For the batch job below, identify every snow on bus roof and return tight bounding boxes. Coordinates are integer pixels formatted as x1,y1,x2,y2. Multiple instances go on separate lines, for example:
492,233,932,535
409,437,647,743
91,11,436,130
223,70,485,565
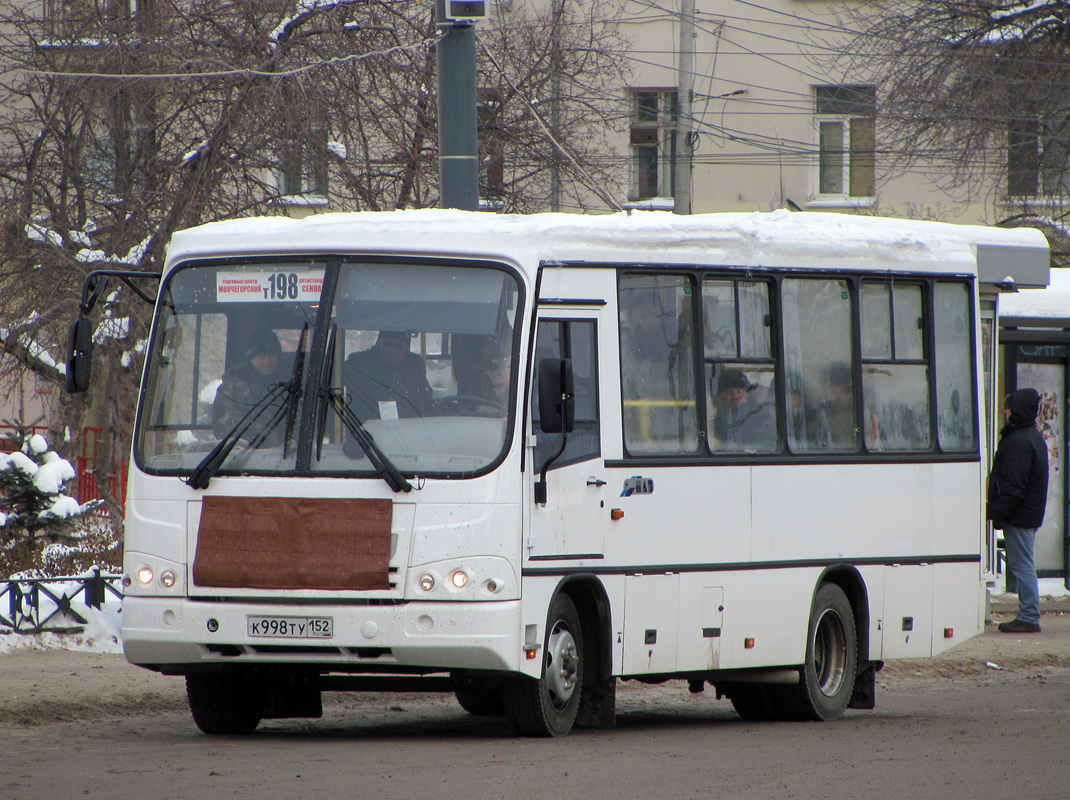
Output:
166,209,1048,274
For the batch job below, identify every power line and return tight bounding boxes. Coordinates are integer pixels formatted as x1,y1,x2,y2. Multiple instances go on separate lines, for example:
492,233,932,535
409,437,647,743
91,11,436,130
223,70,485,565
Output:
24,35,439,80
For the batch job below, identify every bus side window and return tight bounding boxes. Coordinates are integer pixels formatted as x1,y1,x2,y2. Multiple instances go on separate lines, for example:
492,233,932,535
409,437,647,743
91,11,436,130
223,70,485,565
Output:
703,278,779,454
533,320,599,470
860,282,931,451
933,282,976,451
619,275,699,455
781,278,858,453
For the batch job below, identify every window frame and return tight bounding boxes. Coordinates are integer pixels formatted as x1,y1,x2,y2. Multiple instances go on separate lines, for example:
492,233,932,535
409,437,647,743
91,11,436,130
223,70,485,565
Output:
701,276,780,455
859,280,933,453
813,85,877,201
628,88,678,202
1007,114,1070,199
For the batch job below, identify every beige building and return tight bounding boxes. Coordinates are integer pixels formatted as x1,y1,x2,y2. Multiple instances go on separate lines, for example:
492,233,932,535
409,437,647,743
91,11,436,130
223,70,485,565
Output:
604,1,979,221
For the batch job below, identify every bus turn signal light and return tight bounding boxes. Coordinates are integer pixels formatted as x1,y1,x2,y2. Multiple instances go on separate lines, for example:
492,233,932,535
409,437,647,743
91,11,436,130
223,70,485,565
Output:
744,638,755,649
610,508,624,520
944,628,954,639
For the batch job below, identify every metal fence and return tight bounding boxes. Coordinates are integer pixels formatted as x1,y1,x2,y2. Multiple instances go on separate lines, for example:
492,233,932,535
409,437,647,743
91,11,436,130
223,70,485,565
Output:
0,568,122,634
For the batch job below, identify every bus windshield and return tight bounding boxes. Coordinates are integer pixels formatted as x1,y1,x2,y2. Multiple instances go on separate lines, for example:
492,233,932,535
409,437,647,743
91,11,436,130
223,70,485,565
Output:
136,258,522,481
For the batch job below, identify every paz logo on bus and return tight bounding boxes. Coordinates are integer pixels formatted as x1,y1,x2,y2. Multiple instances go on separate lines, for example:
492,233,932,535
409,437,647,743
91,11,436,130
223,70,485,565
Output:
621,476,654,497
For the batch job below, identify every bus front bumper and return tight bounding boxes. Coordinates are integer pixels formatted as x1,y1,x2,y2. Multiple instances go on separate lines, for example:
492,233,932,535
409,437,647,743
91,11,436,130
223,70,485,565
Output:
121,596,525,675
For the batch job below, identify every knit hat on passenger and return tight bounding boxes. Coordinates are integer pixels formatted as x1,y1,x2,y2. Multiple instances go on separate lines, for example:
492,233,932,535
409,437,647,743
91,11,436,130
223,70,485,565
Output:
245,330,282,359
717,368,750,393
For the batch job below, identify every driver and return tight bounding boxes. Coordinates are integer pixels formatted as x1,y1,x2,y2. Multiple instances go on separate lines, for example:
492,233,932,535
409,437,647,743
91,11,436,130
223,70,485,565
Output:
342,330,433,421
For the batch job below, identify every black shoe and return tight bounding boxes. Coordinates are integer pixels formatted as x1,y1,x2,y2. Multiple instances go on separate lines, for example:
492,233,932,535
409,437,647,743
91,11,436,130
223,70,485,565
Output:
998,619,1041,633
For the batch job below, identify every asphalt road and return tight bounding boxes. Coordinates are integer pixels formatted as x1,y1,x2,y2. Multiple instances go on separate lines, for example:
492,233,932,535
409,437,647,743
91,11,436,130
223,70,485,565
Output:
2,610,1069,800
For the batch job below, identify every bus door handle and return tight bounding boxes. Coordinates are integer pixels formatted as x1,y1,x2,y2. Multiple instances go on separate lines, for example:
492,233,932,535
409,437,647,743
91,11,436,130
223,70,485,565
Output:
586,478,607,487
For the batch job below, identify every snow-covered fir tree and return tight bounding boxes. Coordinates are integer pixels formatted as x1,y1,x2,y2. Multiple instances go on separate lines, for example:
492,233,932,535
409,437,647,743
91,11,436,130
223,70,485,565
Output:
0,426,101,574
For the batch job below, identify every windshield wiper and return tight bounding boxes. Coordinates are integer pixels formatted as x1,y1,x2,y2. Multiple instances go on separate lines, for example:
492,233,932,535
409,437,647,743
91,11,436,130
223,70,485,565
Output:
186,382,292,489
187,327,310,491
326,390,412,493
316,327,411,493
190,324,310,489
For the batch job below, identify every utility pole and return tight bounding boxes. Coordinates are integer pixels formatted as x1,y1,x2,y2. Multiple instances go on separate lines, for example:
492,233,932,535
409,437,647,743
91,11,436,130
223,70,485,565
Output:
550,0,563,211
674,0,694,215
436,0,480,210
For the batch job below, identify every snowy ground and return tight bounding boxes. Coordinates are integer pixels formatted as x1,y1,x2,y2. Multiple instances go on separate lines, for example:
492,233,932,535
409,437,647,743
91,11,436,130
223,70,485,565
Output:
0,597,123,654
1,576,1066,656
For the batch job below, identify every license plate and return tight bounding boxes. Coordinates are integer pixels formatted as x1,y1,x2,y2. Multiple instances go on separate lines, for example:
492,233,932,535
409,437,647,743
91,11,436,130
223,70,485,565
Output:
247,615,333,639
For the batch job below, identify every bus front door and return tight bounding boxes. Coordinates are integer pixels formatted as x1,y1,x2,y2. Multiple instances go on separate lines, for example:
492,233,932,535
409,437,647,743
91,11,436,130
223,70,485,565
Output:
528,317,607,560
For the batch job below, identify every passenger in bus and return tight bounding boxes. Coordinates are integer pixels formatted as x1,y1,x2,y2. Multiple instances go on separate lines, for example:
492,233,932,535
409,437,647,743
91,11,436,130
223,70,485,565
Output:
712,368,775,452
342,330,433,423
211,330,287,444
451,331,513,414
808,363,856,451
478,355,512,411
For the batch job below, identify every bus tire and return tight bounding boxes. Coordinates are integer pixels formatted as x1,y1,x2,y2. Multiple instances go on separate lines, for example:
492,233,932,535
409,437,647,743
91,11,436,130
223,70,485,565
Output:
186,673,265,735
454,687,506,716
776,583,857,721
503,593,584,737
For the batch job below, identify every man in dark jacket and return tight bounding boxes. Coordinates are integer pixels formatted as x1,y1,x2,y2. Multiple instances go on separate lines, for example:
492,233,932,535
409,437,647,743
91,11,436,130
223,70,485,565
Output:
988,388,1048,633
342,330,433,424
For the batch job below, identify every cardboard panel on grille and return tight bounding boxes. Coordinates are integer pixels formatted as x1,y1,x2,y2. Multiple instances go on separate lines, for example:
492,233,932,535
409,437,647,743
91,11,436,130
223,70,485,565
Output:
192,497,392,590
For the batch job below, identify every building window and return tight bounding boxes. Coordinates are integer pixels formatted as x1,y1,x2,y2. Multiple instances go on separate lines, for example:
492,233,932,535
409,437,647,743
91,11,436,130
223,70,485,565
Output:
280,126,328,199
814,85,876,198
1008,116,1070,198
478,87,505,199
629,89,677,201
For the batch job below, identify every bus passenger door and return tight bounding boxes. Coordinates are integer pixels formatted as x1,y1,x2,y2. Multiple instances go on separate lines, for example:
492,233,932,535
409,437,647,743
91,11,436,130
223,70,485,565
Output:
528,317,607,559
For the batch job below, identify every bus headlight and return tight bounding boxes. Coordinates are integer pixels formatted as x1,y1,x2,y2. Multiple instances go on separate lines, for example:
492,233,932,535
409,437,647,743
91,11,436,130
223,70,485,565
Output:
418,573,435,591
160,570,177,588
137,567,154,585
450,570,469,589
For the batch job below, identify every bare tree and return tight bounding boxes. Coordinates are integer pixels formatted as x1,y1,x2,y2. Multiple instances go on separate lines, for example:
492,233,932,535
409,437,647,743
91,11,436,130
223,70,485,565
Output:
0,0,631,531
475,1,631,212
828,0,1070,260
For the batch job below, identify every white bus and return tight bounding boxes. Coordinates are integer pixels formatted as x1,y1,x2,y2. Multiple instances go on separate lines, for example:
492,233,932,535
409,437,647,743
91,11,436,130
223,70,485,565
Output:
83,210,1047,736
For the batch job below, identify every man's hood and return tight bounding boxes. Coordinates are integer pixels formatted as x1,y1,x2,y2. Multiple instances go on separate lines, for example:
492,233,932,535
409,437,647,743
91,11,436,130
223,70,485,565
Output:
1008,388,1041,427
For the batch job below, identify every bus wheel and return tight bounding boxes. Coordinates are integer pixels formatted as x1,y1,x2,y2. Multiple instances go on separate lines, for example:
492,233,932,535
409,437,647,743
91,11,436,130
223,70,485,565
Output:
454,687,506,716
778,583,857,721
503,593,584,737
186,673,265,735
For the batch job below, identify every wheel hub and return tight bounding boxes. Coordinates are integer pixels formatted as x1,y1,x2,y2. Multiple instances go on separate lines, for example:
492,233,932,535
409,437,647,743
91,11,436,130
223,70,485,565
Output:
813,609,847,697
545,623,579,709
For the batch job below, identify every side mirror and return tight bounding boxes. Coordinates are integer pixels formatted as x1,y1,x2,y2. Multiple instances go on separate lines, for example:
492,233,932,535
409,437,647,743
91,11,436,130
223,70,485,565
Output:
64,317,93,394
538,358,575,434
